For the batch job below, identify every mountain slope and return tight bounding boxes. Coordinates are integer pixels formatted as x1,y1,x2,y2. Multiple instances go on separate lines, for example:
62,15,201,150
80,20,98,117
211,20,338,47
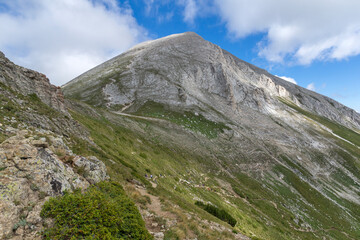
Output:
63,32,360,239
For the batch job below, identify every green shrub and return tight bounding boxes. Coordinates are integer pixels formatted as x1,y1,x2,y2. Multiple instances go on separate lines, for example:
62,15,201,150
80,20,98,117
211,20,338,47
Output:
195,201,237,227
139,152,148,159
40,181,153,240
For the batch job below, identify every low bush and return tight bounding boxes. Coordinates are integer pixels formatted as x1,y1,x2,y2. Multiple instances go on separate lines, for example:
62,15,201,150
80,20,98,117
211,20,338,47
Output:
41,181,153,240
195,201,237,227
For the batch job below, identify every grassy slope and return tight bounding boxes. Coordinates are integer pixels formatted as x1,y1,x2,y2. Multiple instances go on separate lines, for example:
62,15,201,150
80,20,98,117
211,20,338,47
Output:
277,97,360,233
68,100,360,240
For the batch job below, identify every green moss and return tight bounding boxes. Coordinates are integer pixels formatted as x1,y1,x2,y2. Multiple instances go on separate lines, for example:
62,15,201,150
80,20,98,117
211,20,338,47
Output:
41,181,152,240
0,133,6,144
139,152,148,159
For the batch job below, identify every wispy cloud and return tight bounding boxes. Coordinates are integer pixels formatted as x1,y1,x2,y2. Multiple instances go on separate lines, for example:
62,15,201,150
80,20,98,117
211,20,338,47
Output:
144,0,155,15
306,83,316,91
177,0,198,24
0,0,148,85
143,0,174,23
158,12,174,23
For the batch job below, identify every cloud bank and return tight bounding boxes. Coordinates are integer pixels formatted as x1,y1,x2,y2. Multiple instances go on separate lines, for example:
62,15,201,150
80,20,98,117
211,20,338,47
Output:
214,0,360,64
0,0,148,85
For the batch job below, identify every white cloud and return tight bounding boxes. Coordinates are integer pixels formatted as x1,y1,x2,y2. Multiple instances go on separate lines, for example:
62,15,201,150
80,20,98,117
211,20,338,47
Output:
0,0,148,85
275,75,297,85
177,0,198,24
306,83,316,91
214,0,360,64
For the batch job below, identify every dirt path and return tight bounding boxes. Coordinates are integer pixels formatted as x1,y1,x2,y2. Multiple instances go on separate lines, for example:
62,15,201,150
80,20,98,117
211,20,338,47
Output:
136,185,177,220
111,111,169,123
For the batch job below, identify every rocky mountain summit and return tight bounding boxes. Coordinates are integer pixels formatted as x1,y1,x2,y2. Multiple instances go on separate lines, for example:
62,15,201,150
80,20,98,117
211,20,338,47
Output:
64,32,360,130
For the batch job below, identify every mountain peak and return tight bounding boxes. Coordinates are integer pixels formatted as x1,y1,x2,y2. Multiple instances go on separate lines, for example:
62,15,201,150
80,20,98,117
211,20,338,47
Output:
63,33,360,130
128,31,205,52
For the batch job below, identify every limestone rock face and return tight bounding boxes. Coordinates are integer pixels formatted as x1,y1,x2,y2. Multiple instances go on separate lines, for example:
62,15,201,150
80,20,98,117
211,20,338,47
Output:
0,51,67,115
63,32,360,130
0,129,109,239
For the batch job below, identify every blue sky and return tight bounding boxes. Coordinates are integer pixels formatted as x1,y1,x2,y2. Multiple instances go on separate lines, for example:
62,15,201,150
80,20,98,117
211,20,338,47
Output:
0,0,359,112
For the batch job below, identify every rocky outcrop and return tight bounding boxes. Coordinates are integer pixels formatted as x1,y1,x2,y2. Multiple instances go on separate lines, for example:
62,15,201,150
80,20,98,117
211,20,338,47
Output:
0,51,67,115
0,129,109,239
73,156,108,184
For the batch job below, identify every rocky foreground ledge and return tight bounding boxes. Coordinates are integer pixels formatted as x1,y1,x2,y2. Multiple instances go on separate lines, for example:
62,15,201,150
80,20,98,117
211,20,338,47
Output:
0,128,108,239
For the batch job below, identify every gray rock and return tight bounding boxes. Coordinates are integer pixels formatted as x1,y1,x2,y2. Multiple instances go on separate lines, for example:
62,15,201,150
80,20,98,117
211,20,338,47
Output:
73,155,109,184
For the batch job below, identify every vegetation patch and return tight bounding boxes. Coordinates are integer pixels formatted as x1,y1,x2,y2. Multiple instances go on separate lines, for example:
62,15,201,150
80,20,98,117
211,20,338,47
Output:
134,101,229,138
40,181,152,240
195,201,237,227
